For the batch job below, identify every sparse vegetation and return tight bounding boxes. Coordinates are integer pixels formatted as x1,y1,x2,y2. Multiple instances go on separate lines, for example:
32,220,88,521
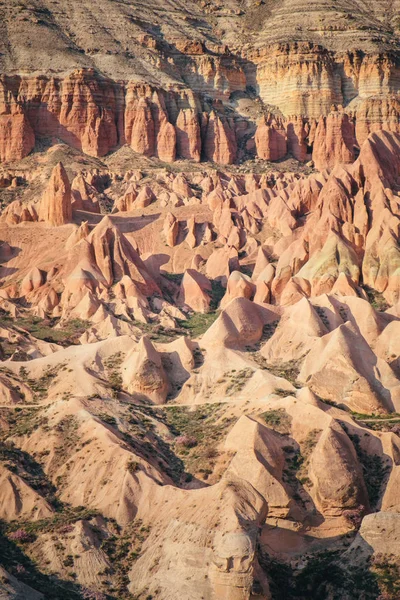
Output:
27,363,65,398
163,404,235,481
266,361,301,387
177,312,219,337
225,368,254,395
162,272,183,285
341,424,391,508
249,352,301,387
99,413,118,426
209,280,225,311
260,549,382,599
4,505,99,538
103,353,123,397
362,286,390,312
127,459,140,474
0,440,59,507
261,408,292,435
3,314,90,346
0,525,84,600
370,553,400,600
314,305,330,329
100,519,151,596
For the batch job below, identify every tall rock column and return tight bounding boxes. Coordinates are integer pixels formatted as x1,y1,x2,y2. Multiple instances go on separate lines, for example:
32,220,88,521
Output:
39,162,72,226
126,96,155,157
175,108,201,162
0,84,35,163
312,110,355,171
203,111,237,165
255,114,287,161
152,92,176,162
285,116,307,161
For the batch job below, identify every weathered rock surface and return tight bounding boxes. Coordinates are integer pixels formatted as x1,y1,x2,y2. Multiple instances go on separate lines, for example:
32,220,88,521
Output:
39,162,72,226
0,5,400,599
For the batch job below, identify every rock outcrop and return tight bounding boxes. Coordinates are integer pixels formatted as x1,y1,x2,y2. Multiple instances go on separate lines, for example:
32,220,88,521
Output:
1,6,400,599
175,109,201,162
122,336,169,403
39,162,72,226
0,100,35,163
255,115,287,161
203,112,237,165
312,110,356,171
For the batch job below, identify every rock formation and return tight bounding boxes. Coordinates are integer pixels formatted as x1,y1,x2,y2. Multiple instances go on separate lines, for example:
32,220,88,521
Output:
176,109,201,162
39,162,72,226
312,110,356,171
0,4,400,599
255,114,287,161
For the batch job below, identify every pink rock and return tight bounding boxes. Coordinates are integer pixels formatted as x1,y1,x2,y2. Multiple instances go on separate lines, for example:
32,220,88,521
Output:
127,97,155,157
255,114,287,161
220,271,256,309
178,269,211,313
312,111,355,171
163,212,179,247
39,162,72,226
0,104,35,163
135,186,155,208
175,109,201,162
203,112,237,165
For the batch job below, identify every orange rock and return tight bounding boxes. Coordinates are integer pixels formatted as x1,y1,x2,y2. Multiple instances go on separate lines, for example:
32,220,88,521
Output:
38,287,60,313
152,93,176,162
19,70,119,157
172,174,193,198
88,216,159,295
355,96,400,147
0,200,38,224
298,322,399,413
255,114,287,161
309,423,368,515
312,111,355,171
122,336,169,404
39,162,72,226
202,297,272,348
135,186,155,208
186,216,197,248
279,277,310,306
62,261,100,308
0,103,35,163
69,290,101,321
65,221,90,249
116,183,139,212
220,271,255,309
71,174,100,213
175,109,201,162
285,115,307,161
178,269,211,313
163,212,179,247
254,281,271,304
252,246,270,281
330,272,365,298
20,267,44,296
127,97,155,157
206,247,240,285
262,297,328,364
203,112,237,165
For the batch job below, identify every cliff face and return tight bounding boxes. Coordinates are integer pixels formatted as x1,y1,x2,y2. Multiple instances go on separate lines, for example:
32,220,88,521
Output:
1,3,400,598
248,45,400,118
355,95,400,146
0,80,35,163
0,1,398,169
0,53,398,169
15,70,123,158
